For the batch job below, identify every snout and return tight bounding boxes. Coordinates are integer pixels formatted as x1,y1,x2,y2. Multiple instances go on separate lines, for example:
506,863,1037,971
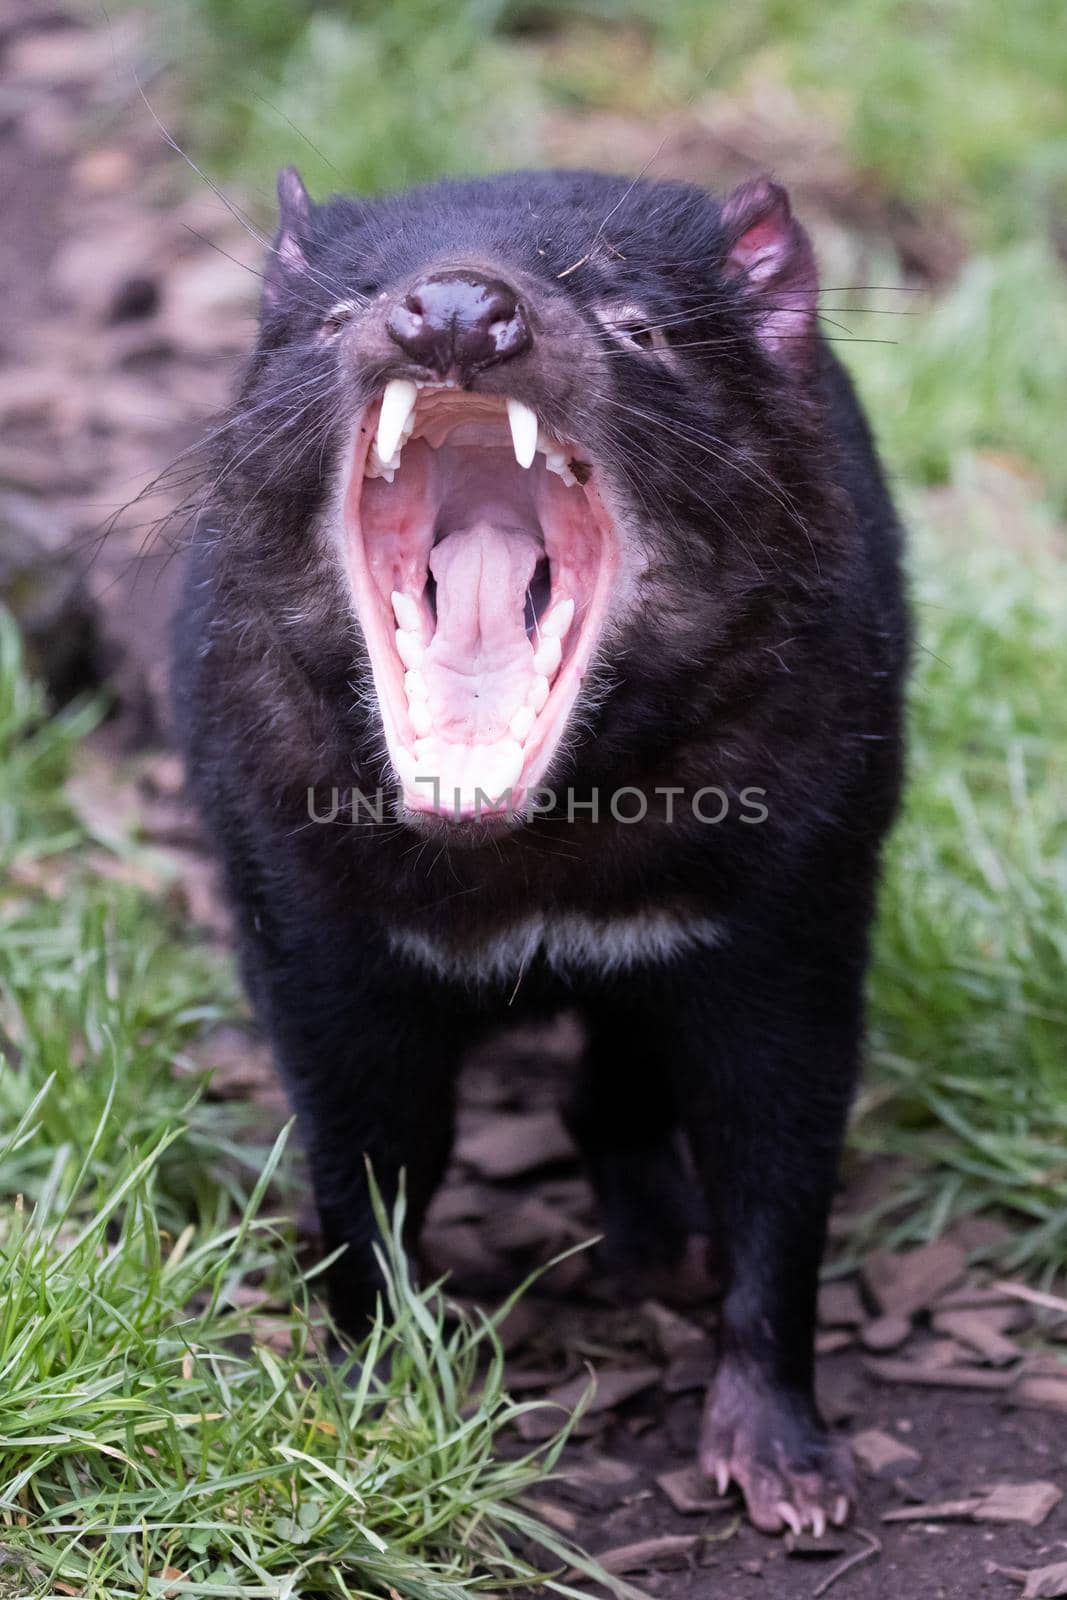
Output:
385,270,531,383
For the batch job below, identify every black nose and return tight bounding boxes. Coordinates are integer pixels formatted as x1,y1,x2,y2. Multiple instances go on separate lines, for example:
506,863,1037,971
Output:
385,271,531,380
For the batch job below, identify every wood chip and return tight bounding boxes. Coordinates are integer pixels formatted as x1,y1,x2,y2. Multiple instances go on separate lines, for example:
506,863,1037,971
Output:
545,1363,662,1417
561,1455,637,1490
641,1299,708,1359
882,1497,985,1524
523,1496,579,1533
931,1308,1022,1366
1019,1560,1067,1599
1012,1375,1067,1413
864,1357,1017,1390
592,1535,698,1574
861,1313,912,1352
486,1195,589,1253
993,1280,1067,1317
656,1465,730,1515
785,1531,849,1558
818,1280,867,1328
663,1345,714,1394
455,1110,576,1179
934,1284,1017,1313
816,1329,854,1355
975,1482,1063,1526
863,1239,967,1318
883,1482,1062,1528
851,1428,921,1476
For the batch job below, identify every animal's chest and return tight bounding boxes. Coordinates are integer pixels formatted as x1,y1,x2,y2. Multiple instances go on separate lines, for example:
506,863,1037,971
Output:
386,905,725,984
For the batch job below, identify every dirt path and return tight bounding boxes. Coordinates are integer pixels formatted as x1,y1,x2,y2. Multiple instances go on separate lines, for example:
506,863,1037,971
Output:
2,6,1066,1598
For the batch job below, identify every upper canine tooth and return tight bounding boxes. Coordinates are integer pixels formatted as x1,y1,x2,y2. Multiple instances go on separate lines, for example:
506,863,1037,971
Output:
541,597,575,639
506,398,538,470
377,379,418,467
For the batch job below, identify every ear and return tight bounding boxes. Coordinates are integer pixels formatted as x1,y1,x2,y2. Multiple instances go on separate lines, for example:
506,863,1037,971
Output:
263,167,313,311
720,179,817,368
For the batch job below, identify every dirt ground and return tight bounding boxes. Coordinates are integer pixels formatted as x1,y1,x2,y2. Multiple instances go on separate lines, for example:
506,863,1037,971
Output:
2,4,1067,1597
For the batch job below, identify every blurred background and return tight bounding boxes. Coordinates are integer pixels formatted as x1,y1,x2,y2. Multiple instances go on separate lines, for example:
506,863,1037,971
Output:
1,2,1066,1588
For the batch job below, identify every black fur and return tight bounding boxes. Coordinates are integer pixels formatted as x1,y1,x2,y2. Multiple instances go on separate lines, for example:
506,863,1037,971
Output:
172,168,907,1527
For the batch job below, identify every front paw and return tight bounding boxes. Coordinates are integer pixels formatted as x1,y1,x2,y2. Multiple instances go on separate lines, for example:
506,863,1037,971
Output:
698,1359,855,1536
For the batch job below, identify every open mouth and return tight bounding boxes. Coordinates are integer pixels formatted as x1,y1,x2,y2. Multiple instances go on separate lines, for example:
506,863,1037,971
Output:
342,380,618,820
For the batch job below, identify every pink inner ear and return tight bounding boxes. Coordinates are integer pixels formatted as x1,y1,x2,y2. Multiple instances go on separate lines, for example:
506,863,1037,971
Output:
722,180,818,365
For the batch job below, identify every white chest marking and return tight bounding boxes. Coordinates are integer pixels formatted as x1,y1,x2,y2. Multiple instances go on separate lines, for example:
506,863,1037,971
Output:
387,908,725,983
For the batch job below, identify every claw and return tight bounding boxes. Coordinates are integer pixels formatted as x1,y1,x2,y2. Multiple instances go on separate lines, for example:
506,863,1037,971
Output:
714,1462,730,1497
776,1501,803,1536
810,1507,826,1539
831,1494,850,1526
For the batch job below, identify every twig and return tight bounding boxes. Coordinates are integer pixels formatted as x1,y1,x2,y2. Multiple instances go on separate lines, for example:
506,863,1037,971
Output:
992,1280,1067,1317
812,1529,882,1598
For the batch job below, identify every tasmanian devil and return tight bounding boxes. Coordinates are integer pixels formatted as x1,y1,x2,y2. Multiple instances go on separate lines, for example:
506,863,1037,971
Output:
172,165,908,1535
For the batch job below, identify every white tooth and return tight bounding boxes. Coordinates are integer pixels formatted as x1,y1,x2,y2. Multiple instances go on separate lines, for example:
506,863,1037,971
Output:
365,445,395,482
533,636,562,678
510,706,535,742
506,397,538,470
541,596,574,639
396,630,424,668
404,669,428,701
409,700,432,736
486,740,523,793
377,379,418,467
528,675,550,712
391,591,425,636
394,749,417,787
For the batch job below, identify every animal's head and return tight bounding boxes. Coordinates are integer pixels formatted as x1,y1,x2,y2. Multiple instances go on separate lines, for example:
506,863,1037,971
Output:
225,168,823,823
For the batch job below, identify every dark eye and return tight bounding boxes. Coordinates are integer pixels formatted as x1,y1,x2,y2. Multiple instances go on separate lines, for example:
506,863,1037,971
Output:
603,315,669,354
617,322,657,351
321,302,356,337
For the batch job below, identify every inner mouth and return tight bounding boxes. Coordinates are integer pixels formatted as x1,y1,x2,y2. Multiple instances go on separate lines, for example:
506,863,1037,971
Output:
342,381,617,819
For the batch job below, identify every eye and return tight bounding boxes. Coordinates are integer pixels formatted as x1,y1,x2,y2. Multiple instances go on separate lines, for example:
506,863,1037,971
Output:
622,322,671,353
598,309,670,355
321,301,357,338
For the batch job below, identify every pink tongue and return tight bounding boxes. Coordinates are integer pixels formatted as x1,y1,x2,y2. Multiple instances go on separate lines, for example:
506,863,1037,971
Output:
423,522,540,743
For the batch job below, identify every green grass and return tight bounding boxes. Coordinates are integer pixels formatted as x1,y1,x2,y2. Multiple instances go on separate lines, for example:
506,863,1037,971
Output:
839,242,1067,510
0,615,626,1599
856,487,1067,1272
